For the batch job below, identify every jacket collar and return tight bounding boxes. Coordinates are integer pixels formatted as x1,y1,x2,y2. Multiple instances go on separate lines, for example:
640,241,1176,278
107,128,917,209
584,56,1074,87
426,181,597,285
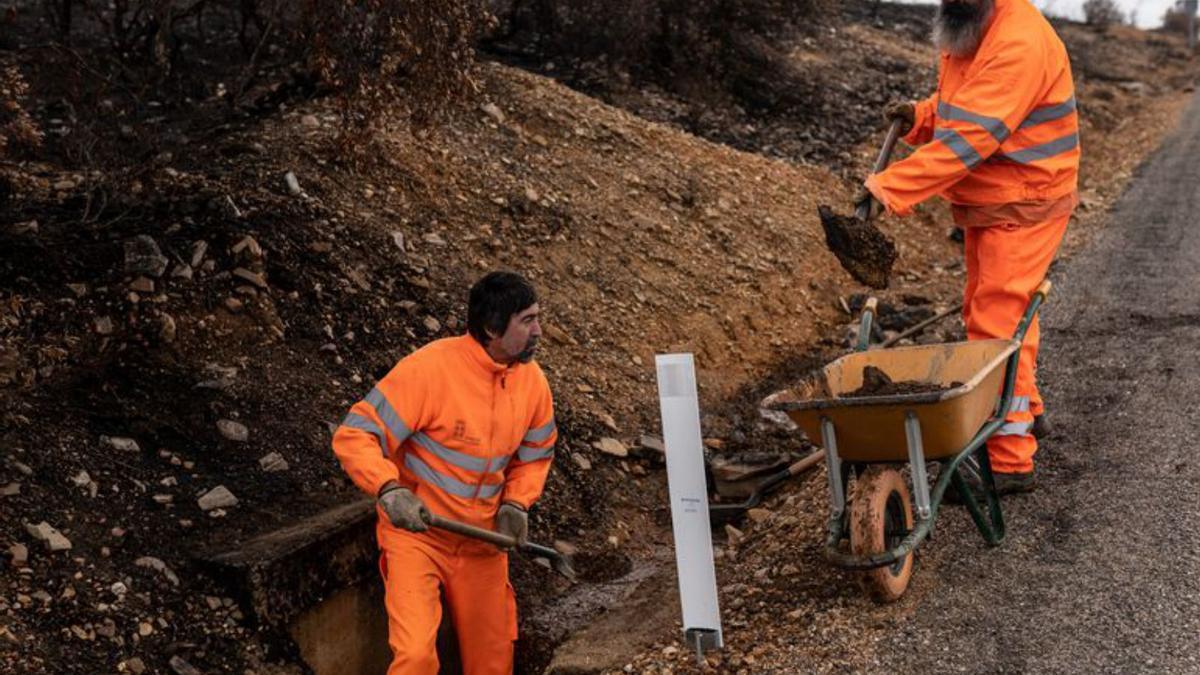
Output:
459,334,514,376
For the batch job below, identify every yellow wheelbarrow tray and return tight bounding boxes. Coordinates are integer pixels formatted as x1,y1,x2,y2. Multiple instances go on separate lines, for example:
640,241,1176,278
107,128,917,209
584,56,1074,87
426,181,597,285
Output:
763,281,1051,601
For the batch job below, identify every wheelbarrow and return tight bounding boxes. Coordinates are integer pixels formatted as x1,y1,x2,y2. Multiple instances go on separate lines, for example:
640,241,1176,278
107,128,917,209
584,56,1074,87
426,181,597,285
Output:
766,281,1051,601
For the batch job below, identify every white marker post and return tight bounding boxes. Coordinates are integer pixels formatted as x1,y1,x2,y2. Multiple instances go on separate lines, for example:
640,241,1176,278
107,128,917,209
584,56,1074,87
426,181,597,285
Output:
655,353,723,664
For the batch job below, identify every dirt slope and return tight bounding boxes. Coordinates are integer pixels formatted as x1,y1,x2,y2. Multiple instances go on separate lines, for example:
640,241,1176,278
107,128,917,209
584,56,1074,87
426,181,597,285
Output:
0,3,1195,674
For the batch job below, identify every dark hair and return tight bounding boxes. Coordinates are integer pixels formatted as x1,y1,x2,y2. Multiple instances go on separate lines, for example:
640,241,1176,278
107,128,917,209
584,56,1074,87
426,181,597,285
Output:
467,272,538,345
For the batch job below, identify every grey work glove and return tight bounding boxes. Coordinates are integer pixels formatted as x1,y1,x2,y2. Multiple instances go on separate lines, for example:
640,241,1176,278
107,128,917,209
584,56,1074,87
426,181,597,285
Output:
494,502,528,550
884,100,916,135
378,486,430,532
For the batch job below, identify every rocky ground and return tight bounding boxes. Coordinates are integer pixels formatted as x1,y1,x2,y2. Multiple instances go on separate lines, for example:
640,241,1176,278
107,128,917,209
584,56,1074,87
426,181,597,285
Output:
0,2,1195,674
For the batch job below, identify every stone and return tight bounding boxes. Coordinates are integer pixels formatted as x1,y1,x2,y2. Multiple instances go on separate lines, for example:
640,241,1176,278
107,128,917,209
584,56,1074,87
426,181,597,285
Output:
593,437,628,457
572,453,592,471
390,230,406,252
169,655,201,675
216,419,248,442
102,436,140,452
232,235,263,260
224,297,244,313
543,322,577,345
95,316,114,335
422,232,447,246
638,435,666,454
481,102,505,124
598,412,619,432
746,508,771,524
232,267,267,289
422,316,441,333
67,283,88,298
9,543,28,566
301,114,320,128
138,621,153,637
198,485,238,511
171,264,193,280
135,556,180,586
0,482,19,497
190,240,209,268
129,277,155,293
111,581,128,596
724,524,744,545
159,314,177,343
258,452,289,472
284,171,302,196
124,657,146,674
124,235,169,278
25,522,72,551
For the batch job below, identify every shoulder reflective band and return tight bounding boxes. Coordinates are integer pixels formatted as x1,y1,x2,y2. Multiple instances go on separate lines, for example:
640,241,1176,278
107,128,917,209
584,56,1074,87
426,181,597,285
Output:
340,413,388,457
365,388,413,446
937,100,1010,143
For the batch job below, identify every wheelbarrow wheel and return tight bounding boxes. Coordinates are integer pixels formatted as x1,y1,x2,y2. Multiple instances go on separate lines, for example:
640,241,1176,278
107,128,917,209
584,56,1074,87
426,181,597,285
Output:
850,466,914,602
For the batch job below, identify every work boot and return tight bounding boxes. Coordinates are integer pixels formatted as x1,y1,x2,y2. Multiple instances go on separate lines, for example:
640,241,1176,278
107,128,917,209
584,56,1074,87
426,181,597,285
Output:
1032,414,1051,440
944,451,1036,504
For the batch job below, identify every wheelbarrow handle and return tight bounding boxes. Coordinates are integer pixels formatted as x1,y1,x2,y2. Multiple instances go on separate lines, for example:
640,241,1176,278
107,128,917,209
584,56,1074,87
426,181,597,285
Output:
854,119,905,221
1034,280,1052,300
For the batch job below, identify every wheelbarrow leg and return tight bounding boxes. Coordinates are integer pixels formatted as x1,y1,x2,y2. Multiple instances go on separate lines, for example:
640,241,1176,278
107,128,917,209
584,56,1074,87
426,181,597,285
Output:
950,448,1006,546
903,413,932,521
820,417,847,522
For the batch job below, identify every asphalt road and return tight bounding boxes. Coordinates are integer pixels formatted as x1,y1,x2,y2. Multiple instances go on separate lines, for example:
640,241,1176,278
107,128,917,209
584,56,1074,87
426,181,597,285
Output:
867,97,1200,673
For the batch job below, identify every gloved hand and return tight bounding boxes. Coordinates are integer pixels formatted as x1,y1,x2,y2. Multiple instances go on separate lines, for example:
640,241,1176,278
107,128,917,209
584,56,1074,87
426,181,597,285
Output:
494,502,528,550
853,185,884,220
378,485,430,532
884,100,916,135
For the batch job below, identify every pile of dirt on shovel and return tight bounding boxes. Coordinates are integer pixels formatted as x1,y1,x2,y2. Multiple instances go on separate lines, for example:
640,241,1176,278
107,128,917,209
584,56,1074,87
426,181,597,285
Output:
842,365,962,398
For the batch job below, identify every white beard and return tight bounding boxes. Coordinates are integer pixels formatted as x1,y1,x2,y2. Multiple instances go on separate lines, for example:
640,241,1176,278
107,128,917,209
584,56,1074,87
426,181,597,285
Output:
932,0,995,57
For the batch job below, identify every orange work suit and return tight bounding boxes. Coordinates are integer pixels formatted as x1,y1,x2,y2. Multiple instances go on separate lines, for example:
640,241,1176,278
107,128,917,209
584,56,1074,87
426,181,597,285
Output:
332,334,557,674
865,0,1079,473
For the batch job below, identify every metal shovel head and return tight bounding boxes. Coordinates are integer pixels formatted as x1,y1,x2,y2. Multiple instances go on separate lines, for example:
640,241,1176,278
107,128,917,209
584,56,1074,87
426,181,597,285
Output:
818,205,897,289
551,553,577,582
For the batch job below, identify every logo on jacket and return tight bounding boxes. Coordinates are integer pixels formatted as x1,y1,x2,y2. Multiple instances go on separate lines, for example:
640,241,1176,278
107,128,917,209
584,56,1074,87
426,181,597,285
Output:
453,420,481,445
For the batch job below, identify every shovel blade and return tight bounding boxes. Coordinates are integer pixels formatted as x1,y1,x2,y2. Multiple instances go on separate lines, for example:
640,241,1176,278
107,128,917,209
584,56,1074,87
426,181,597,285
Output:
818,205,897,289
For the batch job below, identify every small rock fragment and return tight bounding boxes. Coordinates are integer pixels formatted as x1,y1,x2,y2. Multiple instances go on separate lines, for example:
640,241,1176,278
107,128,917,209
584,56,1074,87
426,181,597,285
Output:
198,485,238,511
258,452,289,472
592,437,628,457
24,522,72,551
216,419,248,442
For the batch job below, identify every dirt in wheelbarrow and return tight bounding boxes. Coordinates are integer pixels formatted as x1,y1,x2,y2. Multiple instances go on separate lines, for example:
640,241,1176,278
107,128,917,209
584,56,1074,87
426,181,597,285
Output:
842,366,963,398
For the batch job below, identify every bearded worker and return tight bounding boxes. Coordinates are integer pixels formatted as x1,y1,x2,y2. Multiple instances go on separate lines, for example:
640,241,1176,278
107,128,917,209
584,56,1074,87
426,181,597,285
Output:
332,271,556,673
858,0,1079,495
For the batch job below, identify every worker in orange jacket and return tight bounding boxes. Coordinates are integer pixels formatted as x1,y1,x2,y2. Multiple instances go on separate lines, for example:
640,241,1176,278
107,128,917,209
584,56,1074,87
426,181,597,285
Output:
859,0,1079,495
332,271,557,674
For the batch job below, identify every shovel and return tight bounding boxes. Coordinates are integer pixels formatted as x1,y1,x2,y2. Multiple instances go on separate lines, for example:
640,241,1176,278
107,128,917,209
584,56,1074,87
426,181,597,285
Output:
422,512,576,581
708,449,826,526
818,118,903,289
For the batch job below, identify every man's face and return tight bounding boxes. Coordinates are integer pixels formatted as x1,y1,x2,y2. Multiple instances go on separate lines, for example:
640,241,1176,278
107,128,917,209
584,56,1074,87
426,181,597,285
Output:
488,304,542,364
934,0,994,56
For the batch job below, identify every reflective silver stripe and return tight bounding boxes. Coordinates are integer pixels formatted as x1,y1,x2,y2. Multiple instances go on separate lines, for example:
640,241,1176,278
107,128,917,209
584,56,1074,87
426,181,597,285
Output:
517,444,555,462
993,132,1079,165
934,128,983,169
404,454,503,499
995,420,1034,437
492,454,511,471
364,388,412,445
412,432,490,473
523,419,557,443
1009,396,1031,414
341,413,388,456
937,100,1010,143
1019,96,1076,129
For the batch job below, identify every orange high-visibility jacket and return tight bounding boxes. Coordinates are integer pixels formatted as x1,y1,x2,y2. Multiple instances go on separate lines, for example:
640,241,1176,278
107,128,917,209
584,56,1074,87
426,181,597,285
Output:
332,334,557,531
867,0,1079,215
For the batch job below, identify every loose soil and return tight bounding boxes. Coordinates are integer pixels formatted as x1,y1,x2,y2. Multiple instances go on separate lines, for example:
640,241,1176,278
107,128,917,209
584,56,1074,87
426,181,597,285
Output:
842,365,961,398
818,206,898,289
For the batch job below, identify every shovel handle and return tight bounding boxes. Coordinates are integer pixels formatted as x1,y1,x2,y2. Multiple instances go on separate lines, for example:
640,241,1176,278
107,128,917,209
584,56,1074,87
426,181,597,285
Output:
424,513,516,549
854,118,905,221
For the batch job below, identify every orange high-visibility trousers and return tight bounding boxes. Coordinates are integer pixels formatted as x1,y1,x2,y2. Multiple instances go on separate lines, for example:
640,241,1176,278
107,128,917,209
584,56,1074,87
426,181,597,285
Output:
963,212,1068,474
379,528,516,675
